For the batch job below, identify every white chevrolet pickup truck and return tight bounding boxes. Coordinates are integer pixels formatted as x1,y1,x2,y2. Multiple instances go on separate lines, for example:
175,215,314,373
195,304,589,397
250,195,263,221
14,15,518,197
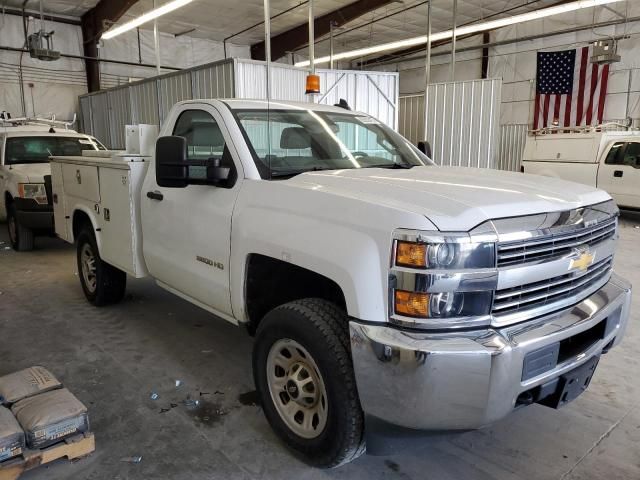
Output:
50,99,632,467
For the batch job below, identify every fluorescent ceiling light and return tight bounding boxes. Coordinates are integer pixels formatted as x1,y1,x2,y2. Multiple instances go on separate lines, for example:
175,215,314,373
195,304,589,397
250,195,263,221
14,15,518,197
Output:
295,0,624,67
102,0,194,40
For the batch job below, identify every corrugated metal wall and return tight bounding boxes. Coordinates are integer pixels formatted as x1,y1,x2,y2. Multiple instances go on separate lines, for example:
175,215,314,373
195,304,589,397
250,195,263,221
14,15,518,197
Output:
130,81,159,126
79,96,92,136
235,60,308,102
89,94,110,148
398,95,425,145
192,61,234,99
316,70,399,130
497,124,528,172
106,87,132,149
78,58,399,148
399,78,502,168
158,71,193,124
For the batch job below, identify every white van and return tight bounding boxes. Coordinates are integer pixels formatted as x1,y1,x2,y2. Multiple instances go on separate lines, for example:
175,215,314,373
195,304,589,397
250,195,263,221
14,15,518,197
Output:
522,130,640,210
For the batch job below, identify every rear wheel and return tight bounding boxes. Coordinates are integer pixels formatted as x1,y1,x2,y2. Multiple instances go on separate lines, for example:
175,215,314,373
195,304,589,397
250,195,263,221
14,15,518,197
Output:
253,298,365,468
7,204,34,251
76,226,126,306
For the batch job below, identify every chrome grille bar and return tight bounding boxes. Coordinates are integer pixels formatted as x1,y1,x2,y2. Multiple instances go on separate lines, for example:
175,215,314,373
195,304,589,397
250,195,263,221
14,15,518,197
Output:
492,257,612,315
497,217,616,267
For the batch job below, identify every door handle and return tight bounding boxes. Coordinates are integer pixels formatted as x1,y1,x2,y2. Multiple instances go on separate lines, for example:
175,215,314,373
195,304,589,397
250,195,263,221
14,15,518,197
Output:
614,170,623,177
146,191,164,201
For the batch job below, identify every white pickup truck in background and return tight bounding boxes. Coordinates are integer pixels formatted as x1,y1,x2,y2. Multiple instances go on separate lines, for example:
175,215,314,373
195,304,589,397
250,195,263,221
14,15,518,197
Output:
50,99,632,467
0,115,105,250
522,130,640,210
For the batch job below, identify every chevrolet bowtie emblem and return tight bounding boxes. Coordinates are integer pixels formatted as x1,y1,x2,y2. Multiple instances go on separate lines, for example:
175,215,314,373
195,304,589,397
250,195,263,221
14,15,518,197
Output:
570,249,595,272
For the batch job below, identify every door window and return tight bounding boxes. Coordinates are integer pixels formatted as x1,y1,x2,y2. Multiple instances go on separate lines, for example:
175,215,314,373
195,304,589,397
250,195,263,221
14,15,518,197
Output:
604,142,625,165
172,109,236,184
621,142,640,168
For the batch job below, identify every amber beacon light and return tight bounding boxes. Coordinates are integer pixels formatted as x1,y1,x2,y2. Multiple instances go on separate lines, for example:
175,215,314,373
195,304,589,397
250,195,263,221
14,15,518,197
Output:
305,74,321,94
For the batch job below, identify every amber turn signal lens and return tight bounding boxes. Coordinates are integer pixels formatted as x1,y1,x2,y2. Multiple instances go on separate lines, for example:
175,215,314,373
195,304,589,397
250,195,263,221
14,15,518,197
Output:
305,74,321,94
395,241,427,268
394,290,429,317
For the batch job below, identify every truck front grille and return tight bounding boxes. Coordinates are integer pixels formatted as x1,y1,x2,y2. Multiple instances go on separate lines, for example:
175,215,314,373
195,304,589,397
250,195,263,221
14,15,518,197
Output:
492,257,613,316
497,217,617,267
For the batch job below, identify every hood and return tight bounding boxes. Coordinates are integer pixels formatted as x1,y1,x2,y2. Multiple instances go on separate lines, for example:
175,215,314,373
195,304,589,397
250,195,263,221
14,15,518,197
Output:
5,163,51,183
287,166,611,231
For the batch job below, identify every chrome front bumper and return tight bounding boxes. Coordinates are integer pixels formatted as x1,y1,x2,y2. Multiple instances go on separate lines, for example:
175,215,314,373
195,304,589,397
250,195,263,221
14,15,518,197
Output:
350,273,632,430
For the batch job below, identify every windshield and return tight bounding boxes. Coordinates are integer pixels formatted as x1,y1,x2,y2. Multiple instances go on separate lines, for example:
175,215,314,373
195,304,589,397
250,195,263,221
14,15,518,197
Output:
4,136,102,165
233,109,432,179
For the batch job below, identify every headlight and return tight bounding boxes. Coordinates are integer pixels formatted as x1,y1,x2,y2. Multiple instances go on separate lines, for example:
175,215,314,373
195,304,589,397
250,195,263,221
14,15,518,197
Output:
394,290,493,319
394,240,495,269
18,183,48,204
390,231,498,329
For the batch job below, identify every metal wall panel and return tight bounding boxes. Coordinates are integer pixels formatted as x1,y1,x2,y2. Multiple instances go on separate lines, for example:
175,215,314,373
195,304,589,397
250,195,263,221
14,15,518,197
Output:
130,81,159,126
398,95,425,145
316,70,399,129
192,60,235,99
234,60,307,102
106,87,132,149
77,59,400,147
158,71,193,125
89,93,111,148
497,124,528,172
79,95,93,136
406,78,502,168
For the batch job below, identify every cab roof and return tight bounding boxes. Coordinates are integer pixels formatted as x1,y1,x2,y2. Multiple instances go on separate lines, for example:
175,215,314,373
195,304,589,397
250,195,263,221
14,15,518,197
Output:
178,98,362,115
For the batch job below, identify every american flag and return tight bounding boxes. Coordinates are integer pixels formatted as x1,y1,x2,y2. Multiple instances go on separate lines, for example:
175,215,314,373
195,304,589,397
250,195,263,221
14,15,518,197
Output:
533,46,610,130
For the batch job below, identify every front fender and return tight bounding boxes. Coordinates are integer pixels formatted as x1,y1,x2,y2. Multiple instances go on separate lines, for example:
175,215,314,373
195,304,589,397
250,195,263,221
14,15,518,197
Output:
229,181,436,323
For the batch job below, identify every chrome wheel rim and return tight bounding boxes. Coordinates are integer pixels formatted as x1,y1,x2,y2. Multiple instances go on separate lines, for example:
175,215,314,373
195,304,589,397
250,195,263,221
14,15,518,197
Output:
8,215,17,245
266,339,328,439
80,243,97,293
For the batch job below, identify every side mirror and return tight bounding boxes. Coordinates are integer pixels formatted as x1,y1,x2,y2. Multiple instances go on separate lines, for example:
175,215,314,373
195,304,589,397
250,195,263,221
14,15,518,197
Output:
207,158,231,185
417,140,432,158
156,136,188,188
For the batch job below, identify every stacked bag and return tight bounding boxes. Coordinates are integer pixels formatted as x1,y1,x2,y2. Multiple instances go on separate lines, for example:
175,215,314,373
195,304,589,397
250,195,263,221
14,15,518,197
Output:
0,367,89,462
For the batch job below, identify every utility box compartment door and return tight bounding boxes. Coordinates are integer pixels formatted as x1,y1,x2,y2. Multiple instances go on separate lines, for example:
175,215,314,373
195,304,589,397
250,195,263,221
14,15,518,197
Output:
61,164,100,203
50,162,71,242
98,168,135,274
524,136,600,164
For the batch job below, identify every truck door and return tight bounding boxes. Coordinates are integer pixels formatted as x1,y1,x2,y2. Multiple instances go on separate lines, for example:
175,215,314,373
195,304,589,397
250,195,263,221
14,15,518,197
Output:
597,141,640,209
141,105,241,318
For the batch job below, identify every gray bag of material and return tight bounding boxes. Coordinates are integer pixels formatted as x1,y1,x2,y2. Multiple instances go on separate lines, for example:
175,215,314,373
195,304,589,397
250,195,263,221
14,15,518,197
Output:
0,406,24,462
0,367,62,405
12,389,89,449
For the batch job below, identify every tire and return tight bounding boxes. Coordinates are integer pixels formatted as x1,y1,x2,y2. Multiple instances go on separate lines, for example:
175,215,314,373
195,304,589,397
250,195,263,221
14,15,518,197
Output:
253,298,365,468
7,204,34,251
76,226,126,306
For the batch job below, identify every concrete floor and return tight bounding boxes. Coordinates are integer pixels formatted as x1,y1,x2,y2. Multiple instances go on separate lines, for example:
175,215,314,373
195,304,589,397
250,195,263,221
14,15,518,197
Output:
0,214,639,480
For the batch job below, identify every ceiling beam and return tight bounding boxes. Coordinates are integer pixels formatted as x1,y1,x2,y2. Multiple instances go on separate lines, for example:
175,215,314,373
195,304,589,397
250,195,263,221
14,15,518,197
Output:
81,0,140,92
250,0,395,61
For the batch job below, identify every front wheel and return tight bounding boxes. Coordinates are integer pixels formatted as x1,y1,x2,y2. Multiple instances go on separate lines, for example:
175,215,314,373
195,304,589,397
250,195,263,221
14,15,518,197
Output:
253,299,365,468
76,227,126,306
7,204,34,251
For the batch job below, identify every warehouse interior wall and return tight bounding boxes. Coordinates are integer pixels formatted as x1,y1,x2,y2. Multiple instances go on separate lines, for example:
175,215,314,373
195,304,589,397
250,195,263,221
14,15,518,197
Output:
377,3,640,127
0,13,248,122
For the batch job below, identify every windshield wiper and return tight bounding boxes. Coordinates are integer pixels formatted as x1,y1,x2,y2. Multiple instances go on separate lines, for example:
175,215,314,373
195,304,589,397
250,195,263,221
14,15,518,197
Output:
363,162,414,169
270,166,333,178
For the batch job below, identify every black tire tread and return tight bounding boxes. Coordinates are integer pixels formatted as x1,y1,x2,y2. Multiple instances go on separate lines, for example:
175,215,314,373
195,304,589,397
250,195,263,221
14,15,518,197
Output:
255,298,365,468
77,227,126,306
7,205,34,251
